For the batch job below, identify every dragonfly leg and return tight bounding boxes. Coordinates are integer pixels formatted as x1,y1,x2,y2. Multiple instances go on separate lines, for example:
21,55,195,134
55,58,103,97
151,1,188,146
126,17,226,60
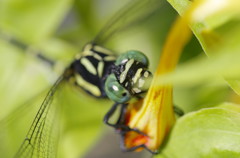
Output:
104,103,122,126
119,133,159,155
104,103,145,135
174,105,184,117
104,103,131,130
115,103,128,125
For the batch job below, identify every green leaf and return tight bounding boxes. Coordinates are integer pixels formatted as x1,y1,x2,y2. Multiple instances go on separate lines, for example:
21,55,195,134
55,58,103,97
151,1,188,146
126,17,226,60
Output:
166,0,240,94
0,0,73,43
156,103,240,158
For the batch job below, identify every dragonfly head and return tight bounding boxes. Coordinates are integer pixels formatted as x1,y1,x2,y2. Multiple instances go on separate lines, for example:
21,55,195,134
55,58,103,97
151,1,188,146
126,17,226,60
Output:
105,50,152,103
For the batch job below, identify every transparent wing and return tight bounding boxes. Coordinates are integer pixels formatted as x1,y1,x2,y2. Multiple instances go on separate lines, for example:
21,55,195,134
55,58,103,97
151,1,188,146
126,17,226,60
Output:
14,75,64,158
0,31,55,67
93,0,162,45
1,1,163,157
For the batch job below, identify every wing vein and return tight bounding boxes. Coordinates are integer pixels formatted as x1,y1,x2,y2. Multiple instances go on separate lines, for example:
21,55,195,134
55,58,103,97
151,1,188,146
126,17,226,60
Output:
14,75,65,158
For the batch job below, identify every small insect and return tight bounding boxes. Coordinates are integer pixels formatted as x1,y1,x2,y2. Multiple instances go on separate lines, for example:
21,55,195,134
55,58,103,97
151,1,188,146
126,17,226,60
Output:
7,0,163,157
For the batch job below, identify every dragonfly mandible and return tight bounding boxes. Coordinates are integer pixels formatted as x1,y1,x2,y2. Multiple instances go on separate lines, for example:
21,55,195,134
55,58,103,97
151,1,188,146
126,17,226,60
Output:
0,0,163,157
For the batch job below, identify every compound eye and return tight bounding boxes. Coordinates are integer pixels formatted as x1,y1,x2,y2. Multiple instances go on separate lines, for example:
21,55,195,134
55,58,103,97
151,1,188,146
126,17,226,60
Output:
115,50,149,67
105,74,131,103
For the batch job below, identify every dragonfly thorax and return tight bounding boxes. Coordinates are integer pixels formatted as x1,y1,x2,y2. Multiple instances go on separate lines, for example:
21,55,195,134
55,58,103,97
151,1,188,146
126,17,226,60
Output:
105,50,152,103
70,43,116,97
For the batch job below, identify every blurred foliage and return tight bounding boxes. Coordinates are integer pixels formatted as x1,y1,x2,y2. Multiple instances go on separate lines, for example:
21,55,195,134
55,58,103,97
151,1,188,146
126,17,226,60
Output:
0,0,240,158
157,103,240,158
167,0,240,94
155,0,240,158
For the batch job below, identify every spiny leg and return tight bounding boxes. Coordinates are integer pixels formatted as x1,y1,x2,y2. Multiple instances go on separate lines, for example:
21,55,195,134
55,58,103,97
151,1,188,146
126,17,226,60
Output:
103,103,145,135
115,103,128,125
119,132,159,155
104,103,129,130
173,105,184,117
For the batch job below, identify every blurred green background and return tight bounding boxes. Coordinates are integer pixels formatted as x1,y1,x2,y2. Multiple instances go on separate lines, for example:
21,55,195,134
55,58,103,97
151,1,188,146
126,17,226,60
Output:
0,0,236,158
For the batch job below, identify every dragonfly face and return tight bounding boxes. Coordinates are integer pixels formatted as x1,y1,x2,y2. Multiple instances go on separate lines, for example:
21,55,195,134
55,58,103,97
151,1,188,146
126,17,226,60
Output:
105,50,152,103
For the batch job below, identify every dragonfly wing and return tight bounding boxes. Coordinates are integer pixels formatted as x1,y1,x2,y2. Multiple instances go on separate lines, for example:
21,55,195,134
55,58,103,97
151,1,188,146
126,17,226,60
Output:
14,76,64,158
93,0,162,45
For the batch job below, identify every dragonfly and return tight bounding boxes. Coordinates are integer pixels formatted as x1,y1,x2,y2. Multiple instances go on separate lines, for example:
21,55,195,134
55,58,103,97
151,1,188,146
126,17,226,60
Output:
1,0,163,157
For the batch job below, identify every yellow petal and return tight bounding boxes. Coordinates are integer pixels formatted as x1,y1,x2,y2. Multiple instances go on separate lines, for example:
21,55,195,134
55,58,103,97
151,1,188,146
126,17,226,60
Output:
123,17,192,152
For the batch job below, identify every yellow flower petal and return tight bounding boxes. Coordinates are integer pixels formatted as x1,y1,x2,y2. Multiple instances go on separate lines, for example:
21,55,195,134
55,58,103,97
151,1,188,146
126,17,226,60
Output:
122,17,192,152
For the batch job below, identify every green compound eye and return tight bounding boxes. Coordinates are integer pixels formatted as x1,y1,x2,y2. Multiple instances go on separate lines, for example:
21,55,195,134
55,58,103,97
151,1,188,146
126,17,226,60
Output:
115,50,149,66
104,74,131,103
